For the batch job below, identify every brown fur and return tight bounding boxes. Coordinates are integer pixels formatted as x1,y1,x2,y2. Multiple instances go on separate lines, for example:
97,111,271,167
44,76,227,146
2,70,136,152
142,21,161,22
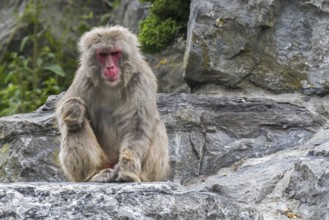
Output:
56,26,170,182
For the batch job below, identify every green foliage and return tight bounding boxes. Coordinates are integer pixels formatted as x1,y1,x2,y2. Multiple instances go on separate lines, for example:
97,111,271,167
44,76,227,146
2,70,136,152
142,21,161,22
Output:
0,0,120,116
138,0,191,53
0,0,74,116
0,0,115,116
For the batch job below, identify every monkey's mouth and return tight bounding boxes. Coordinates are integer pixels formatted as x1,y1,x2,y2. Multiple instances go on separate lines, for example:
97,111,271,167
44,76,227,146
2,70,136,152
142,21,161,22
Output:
103,75,121,86
104,70,119,82
105,74,119,82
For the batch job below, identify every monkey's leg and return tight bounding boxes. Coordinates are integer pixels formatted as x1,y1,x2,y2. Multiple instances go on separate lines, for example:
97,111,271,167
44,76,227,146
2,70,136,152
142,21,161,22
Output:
140,122,170,181
59,98,109,182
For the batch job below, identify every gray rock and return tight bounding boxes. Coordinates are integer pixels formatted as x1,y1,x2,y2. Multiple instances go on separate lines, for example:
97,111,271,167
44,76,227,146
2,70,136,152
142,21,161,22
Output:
146,39,190,93
0,94,324,183
308,141,329,157
0,93,328,219
159,94,324,183
184,0,329,95
286,158,329,219
0,110,63,182
0,0,27,50
109,0,149,34
0,182,262,219
189,148,329,219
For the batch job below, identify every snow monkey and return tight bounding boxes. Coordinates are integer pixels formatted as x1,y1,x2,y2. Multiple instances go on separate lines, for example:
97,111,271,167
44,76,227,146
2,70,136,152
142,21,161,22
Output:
56,26,170,182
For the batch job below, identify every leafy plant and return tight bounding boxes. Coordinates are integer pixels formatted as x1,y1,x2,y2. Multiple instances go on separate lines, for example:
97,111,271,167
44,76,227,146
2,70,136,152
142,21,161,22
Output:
138,0,191,53
0,0,119,116
0,0,72,116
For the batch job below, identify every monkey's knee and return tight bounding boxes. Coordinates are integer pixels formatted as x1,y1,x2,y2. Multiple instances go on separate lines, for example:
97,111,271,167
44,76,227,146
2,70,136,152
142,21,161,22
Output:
60,97,87,131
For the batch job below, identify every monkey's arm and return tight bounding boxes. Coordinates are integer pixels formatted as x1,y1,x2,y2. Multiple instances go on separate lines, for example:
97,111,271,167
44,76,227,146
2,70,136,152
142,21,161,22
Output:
56,76,88,132
110,71,161,182
57,97,87,131
57,97,109,182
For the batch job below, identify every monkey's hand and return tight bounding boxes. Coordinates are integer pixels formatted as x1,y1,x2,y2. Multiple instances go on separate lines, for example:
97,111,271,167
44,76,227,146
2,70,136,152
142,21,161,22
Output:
60,97,87,131
89,168,117,183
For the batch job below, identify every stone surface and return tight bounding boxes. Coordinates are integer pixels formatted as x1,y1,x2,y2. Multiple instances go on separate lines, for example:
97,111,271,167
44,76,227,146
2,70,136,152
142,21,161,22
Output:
159,94,324,183
146,39,190,93
286,157,329,219
0,108,63,182
184,0,329,95
109,0,149,34
187,134,329,219
0,93,328,219
0,0,27,52
0,94,324,184
0,182,262,219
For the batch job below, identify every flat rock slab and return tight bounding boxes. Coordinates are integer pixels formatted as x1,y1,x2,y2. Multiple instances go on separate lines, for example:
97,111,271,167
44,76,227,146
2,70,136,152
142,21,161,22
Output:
0,182,262,219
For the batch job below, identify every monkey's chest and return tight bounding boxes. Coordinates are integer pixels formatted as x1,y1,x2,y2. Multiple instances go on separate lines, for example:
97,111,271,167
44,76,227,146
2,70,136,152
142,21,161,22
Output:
91,112,126,157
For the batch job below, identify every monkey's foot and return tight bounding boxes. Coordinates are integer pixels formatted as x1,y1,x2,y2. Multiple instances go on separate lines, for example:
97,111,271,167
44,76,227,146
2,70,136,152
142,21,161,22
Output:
116,171,141,182
89,168,116,183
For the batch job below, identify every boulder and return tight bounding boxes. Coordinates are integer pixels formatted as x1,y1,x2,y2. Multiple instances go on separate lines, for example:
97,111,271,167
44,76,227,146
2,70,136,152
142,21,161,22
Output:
184,0,329,95
0,93,328,219
0,94,324,183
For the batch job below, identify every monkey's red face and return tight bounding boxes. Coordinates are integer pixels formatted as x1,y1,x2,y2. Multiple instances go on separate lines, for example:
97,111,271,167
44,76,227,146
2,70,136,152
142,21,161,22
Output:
96,48,122,83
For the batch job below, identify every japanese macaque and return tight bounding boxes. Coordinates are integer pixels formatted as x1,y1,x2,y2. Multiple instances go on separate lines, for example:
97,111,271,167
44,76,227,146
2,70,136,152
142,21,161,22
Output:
56,26,170,182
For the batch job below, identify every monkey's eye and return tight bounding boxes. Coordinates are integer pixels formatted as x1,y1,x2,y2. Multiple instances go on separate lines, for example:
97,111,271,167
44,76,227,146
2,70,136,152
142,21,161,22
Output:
97,52,108,57
110,51,120,56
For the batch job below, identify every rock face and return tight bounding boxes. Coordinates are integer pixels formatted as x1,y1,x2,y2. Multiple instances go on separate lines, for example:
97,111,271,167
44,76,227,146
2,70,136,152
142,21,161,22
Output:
0,0,27,50
0,95,63,182
184,0,329,95
146,39,190,93
0,94,328,219
109,0,149,34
